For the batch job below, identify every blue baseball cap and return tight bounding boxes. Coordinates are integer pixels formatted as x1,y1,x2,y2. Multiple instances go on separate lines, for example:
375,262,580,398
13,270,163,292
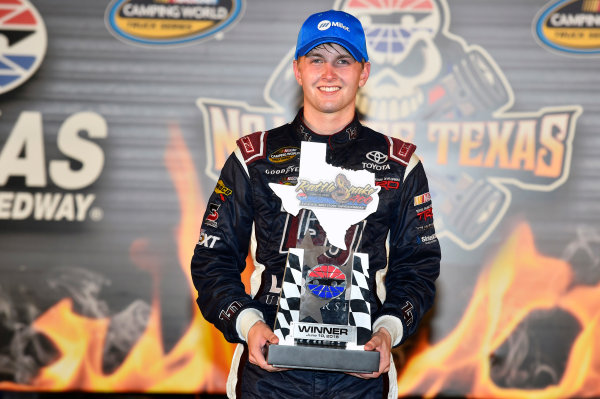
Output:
295,10,369,62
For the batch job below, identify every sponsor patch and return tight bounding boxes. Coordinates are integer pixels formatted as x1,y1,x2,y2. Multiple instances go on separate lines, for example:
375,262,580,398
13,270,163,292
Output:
318,19,350,33
401,301,414,327
204,202,220,227
362,162,391,171
278,176,298,186
197,229,221,248
416,205,433,222
219,300,243,321
268,146,300,164
266,164,299,176
417,233,438,245
416,223,435,232
236,131,267,164
215,179,232,196
366,150,388,164
376,179,400,191
388,137,416,166
414,192,432,206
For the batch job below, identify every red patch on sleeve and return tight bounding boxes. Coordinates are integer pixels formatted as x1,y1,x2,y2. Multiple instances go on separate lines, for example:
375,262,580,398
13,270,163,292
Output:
236,131,268,164
387,136,416,166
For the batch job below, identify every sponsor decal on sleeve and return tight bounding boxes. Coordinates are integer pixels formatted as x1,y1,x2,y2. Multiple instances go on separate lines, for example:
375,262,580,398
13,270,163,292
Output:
219,300,243,321
387,138,416,166
416,223,435,232
401,300,414,327
204,202,220,227
236,131,267,164
417,233,438,245
416,205,434,222
197,229,221,248
215,179,232,196
414,192,432,206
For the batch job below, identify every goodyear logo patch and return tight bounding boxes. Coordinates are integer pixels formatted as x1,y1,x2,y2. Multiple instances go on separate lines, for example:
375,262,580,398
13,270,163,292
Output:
105,0,244,47
268,146,300,164
0,0,47,95
535,0,600,55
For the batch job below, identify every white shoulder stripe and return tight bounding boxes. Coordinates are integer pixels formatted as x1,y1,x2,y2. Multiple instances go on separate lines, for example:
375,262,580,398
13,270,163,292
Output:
403,153,421,182
234,147,250,177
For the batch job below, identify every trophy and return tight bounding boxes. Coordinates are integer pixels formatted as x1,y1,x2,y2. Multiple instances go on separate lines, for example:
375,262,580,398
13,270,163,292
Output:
266,142,380,373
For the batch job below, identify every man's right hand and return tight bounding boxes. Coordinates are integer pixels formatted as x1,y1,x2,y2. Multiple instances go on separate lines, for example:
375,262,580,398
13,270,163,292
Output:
247,320,283,372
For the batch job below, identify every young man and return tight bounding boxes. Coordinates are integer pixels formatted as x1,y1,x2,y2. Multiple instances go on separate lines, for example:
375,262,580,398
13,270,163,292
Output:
191,10,441,399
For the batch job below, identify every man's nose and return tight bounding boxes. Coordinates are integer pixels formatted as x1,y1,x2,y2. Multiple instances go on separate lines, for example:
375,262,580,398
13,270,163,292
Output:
322,62,335,80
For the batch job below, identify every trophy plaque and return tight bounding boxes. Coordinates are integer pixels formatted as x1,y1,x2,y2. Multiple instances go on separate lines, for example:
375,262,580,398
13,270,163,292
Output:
266,142,381,373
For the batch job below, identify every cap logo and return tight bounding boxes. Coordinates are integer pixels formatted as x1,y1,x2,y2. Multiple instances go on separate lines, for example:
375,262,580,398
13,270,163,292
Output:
318,20,331,31
332,21,350,32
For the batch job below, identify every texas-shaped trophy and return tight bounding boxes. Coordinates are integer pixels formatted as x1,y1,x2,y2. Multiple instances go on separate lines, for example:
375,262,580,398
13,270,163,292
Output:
266,141,380,373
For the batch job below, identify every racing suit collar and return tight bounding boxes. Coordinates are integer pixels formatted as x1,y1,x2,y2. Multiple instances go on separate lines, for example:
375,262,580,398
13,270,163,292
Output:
292,108,361,144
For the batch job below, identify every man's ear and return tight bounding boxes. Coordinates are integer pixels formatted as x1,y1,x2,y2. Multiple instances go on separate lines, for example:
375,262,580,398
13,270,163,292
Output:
359,61,371,88
293,59,302,86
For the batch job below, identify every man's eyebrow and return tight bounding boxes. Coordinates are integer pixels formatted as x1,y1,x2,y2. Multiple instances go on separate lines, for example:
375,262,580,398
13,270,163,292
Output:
305,50,325,57
305,51,354,61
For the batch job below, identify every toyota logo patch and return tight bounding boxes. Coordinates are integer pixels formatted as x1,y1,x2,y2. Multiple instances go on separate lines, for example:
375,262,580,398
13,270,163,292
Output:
366,151,388,164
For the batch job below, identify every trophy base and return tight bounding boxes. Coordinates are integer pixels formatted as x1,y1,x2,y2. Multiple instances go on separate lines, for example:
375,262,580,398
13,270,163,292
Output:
266,344,380,373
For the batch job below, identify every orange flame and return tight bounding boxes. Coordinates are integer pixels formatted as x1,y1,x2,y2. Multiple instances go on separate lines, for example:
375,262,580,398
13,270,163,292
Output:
0,123,235,393
397,223,600,398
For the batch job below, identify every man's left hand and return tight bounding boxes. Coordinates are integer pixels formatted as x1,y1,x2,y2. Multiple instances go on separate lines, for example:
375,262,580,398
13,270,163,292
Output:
348,327,391,379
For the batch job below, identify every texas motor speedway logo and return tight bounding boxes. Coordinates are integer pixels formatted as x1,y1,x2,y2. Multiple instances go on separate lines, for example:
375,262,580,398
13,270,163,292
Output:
0,3,106,224
0,0,46,95
197,0,581,250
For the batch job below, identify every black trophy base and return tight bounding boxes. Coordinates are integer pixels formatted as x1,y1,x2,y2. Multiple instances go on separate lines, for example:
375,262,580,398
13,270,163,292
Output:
267,344,380,373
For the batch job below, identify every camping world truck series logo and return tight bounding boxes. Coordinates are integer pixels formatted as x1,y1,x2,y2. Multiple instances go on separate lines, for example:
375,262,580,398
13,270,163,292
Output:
196,0,582,251
105,0,244,47
534,0,600,55
0,0,46,95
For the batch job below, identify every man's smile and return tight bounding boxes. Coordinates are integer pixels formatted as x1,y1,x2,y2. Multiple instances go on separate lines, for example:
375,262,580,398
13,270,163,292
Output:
319,86,341,92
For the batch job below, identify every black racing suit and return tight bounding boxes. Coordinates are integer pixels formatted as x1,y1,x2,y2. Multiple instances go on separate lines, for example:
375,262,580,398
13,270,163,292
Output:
191,110,441,398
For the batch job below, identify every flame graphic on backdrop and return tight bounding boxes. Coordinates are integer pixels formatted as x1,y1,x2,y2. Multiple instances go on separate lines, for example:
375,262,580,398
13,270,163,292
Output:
1,127,598,397
397,223,600,398
0,124,234,392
